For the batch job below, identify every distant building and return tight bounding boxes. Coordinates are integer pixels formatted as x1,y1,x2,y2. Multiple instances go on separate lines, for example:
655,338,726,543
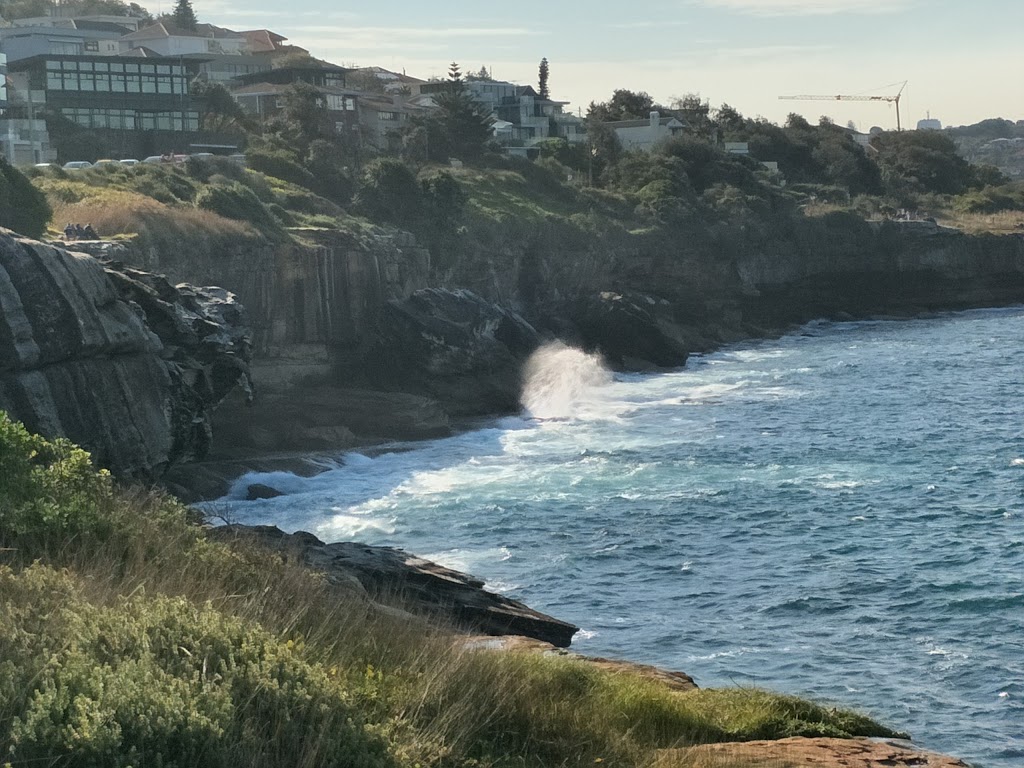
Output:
5,53,205,161
0,20,128,62
414,78,586,147
606,111,686,152
724,141,749,155
230,60,361,138
917,118,942,130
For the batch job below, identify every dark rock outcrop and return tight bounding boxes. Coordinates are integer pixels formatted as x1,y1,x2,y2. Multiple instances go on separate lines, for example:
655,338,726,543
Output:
208,524,579,648
0,229,250,478
567,291,690,371
362,288,541,415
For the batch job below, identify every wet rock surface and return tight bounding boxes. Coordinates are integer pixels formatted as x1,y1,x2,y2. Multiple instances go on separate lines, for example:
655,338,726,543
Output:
363,288,540,415
207,524,579,647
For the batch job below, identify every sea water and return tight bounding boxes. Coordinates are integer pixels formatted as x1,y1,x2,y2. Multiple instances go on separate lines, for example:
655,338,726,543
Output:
216,307,1024,767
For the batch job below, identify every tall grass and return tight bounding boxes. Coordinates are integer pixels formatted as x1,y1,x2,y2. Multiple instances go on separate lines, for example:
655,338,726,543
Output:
0,414,901,767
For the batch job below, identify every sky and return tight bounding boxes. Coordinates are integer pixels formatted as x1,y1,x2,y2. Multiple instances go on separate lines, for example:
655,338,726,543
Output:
199,0,1024,130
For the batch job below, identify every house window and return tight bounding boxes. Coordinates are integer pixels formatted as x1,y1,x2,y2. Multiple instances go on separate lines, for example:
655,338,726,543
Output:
84,40,99,52
325,94,345,110
377,111,399,121
335,121,345,134
344,97,356,111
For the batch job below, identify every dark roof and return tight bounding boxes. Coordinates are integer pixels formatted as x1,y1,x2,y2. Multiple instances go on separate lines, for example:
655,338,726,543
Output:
70,19,131,34
122,45,163,57
121,21,202,40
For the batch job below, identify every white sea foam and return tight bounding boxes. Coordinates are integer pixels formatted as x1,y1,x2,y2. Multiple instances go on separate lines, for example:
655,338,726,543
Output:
520,341,612,420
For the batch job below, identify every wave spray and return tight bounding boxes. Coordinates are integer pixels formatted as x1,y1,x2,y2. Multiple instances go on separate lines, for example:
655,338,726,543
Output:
520,341,611,420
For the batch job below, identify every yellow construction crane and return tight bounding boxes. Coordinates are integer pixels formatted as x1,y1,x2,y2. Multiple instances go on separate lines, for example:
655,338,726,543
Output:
779,81,908,131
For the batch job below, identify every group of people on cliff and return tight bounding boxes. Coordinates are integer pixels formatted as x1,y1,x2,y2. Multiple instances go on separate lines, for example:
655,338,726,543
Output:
63,223,98,241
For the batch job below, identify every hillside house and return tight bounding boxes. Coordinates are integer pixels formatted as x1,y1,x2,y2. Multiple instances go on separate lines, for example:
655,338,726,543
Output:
606,111,686,151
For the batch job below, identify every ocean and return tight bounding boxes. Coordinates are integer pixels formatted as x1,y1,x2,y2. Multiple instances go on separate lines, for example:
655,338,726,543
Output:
215,307,1024,767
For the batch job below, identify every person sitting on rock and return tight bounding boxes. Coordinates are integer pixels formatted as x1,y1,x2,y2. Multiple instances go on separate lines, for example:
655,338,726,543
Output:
74,224,86,240
63,223,76,241
83,223,98,240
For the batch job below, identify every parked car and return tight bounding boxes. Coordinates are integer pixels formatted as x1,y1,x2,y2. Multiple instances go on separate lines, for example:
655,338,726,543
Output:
189,152,214,159
33,162,54,168
119,159,140,166
62,161,93,170
93,159,119,167
142,154,187,165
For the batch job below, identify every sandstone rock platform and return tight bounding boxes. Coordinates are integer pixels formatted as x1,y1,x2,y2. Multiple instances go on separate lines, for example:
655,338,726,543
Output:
655,736,971,767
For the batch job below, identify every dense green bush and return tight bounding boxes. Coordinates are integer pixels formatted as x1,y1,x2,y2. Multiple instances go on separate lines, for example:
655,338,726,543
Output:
0,413,116,547
247,148,318,190
195,182,269,224
353,158,424,226
0,157,52,238
954,182,1024,213
0,565,393,768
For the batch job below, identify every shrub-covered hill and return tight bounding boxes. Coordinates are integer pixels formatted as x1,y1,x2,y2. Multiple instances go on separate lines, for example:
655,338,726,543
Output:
0,412,902,768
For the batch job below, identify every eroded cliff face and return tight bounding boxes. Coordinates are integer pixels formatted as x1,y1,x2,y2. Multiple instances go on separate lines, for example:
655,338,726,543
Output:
0,230,250,479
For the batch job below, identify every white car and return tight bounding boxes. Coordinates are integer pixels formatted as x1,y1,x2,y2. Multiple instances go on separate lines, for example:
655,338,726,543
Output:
62,161,93,170
119,159,140,166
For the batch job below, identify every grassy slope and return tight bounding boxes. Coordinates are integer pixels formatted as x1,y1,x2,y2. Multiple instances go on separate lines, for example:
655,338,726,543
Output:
0,414,902,768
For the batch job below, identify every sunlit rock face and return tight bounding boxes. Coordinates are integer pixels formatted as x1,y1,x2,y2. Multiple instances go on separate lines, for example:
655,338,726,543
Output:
0,229,251,479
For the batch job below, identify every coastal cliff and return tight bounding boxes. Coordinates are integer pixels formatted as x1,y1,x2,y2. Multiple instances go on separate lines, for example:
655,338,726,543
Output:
89,214,1024,483
0,229,250,478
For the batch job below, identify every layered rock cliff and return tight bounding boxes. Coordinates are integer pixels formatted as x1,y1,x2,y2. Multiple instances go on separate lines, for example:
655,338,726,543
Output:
0,229,250,479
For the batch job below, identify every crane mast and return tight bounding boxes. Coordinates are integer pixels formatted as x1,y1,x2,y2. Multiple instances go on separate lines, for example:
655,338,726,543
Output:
779,81,908,131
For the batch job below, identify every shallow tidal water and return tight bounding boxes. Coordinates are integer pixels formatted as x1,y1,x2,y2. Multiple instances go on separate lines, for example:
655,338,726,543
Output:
217,307,1024,767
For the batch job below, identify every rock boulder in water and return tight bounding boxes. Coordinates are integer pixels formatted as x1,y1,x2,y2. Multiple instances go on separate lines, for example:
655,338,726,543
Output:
0,229,251,479
363,288,540,415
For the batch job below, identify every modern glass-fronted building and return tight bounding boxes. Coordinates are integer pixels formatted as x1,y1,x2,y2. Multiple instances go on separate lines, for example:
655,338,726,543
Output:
8,53,204,159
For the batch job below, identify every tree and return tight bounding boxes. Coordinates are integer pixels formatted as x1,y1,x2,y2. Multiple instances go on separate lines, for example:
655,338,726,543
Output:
588,90,658,123
407,61,494,163
170,0,197,31
190,79,248,133
466,66,493,82
267,82,331,155
671,93,711,134
872,130,976,195
714,103,745,136
538,58,550,100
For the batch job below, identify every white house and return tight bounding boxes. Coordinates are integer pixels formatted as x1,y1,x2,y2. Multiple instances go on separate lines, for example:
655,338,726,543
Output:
606,111,686,151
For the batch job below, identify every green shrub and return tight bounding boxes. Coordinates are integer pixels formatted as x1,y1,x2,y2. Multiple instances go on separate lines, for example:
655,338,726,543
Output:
0,564,394,768
954,183,1024,214
353,157,423,226
247,148,318,190
195,183,279,236
0,413,116,547
0,157,52,238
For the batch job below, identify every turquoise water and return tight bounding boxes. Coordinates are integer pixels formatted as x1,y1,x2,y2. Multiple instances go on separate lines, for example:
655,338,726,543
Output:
218,308,1024,767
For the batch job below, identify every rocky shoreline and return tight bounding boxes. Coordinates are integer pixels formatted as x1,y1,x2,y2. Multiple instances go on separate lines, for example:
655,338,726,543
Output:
2,227,1008,766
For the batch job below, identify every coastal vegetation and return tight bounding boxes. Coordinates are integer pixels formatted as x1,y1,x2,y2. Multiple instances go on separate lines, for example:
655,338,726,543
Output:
0,413,901,767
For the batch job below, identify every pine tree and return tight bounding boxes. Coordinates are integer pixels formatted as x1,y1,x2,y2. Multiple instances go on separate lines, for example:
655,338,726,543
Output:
538,57,550,100
171,0,197,31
